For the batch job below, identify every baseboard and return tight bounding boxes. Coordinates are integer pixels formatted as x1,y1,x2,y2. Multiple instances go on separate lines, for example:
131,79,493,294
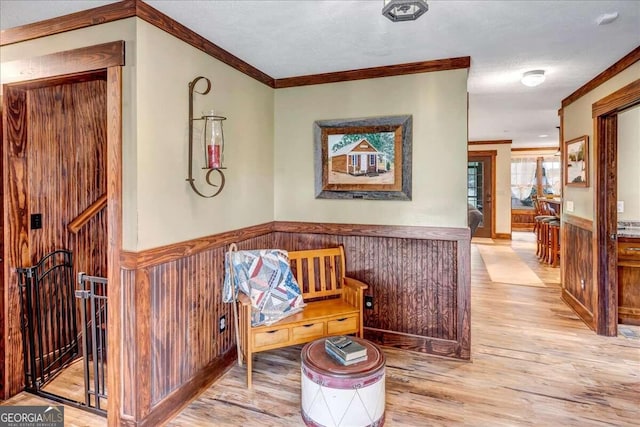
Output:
561,289,595,331
138,349,237,427
364,327,469,360
494,233,512,240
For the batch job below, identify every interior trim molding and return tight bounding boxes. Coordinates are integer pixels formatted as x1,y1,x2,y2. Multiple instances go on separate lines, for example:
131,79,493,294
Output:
273,221,471,241
592,79,640,118
137,349,236,427
134,0,274,87
0,0,275,88
1,1,473,90
121,220,472,270
561,45,640,108
273,56,471,89
494,233,512,240
510,147,559,153
563,214,593,231
121,222,274,270
0,0,136,46
1,41,125,85
468,140,511,146
561,289,594,330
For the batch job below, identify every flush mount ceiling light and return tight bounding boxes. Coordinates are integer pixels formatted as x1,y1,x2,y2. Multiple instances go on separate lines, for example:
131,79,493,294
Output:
521,70,546,87
382,0,428,22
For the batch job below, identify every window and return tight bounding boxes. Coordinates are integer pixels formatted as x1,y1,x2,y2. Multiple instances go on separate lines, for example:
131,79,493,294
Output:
511,155,560,209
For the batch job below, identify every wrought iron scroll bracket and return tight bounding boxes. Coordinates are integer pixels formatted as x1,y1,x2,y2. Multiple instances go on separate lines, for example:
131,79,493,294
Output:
187,76,226,198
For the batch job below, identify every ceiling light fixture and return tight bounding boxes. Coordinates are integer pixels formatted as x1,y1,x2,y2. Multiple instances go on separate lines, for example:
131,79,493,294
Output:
521,70,546,87
382,0,428,22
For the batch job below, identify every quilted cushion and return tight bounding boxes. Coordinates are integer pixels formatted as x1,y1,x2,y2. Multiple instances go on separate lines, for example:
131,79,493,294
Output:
224,249,305,326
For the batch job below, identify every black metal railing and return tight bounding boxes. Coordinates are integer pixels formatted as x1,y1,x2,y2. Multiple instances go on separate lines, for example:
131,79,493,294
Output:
18,250,78,391
76,272,108,414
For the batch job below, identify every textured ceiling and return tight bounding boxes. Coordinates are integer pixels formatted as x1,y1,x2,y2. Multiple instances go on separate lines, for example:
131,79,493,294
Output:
1,0,639,148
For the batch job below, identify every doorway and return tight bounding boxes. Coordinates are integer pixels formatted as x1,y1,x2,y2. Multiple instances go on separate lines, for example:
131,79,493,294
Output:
5,72,108,411
593,79,640,336
468,151,496,238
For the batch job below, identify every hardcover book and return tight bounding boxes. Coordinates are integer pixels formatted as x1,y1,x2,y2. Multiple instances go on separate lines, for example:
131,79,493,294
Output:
325,345,368,366
325,336,367,361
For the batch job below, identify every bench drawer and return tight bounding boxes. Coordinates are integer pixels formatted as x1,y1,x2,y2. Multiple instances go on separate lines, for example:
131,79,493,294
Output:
292,322,325,341
254,328,290,349
327,315,358,335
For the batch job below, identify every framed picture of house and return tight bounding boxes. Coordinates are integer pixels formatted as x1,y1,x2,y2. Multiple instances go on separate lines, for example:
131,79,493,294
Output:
564,135,589,187
313,115,412,200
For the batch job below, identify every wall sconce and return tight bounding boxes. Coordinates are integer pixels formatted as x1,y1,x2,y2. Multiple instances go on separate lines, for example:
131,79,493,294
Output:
187,76,227,198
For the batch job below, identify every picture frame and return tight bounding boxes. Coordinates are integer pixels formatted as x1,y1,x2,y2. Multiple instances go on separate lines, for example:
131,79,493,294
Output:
564,135,589,187
313,115,412,200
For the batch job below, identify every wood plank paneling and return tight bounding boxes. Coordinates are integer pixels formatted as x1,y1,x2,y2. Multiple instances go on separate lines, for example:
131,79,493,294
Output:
3,87,30,398
121,270,136,418
272,229,467,358
511,209,535,231
27,80,107,275
561,221,594,329
122,233,273,425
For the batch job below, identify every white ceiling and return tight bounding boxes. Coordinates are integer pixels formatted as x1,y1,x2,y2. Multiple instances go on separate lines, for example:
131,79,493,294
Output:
2,0,639,148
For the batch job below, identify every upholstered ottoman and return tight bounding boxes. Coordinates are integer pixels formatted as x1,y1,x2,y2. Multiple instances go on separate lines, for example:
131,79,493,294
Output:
301,337,386,427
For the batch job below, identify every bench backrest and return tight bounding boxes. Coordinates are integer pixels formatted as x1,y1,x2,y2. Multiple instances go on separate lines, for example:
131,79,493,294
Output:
287,246,346,301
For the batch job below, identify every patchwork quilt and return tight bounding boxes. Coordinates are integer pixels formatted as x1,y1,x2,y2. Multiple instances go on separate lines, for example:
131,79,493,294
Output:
223,249,305,326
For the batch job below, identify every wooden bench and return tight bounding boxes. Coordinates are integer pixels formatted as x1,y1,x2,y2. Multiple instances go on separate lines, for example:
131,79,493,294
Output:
236,246,368,388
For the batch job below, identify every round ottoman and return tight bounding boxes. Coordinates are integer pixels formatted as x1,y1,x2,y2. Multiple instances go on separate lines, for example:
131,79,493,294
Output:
301,337,386,427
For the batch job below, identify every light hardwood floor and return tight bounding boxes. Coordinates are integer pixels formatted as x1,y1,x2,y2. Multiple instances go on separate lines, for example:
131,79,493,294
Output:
4,233,639,426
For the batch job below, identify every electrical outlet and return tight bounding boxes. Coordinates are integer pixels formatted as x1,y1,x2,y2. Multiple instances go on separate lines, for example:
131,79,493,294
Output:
580,279,585,290
617,201,624,213
219,315,227,333
30,213,42,230
566,201,574,213
364,295,374,310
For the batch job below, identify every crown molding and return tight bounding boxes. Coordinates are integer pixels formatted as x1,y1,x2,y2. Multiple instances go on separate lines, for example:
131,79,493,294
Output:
562,45,640,109
274,56,471,89
1,0,471,90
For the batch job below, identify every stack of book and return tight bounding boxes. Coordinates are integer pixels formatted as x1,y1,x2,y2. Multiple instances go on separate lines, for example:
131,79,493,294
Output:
325,336,368,366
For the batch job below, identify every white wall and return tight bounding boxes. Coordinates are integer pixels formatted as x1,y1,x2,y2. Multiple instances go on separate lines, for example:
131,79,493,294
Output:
617,104,640,221
135,20,274,250
469,143,512,235
562,62,640,220
274,70,469,228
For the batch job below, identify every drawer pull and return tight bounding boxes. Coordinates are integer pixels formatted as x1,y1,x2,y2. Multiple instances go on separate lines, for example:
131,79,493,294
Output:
626,248,640,251
336,318,348,322
266,330,278,334
303,324,315,328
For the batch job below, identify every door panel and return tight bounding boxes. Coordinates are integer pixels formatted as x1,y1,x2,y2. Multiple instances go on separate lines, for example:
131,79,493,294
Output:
468,155,493,238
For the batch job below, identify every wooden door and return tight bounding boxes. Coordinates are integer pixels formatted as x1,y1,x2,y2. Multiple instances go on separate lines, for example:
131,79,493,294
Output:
468,153,495,238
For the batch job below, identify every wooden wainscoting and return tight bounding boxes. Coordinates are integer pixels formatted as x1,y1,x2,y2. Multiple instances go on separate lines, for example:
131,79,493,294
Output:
115,220,470,425
118,224,273,426
511,208,535,231
273,221,471,360
561,215,594,329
